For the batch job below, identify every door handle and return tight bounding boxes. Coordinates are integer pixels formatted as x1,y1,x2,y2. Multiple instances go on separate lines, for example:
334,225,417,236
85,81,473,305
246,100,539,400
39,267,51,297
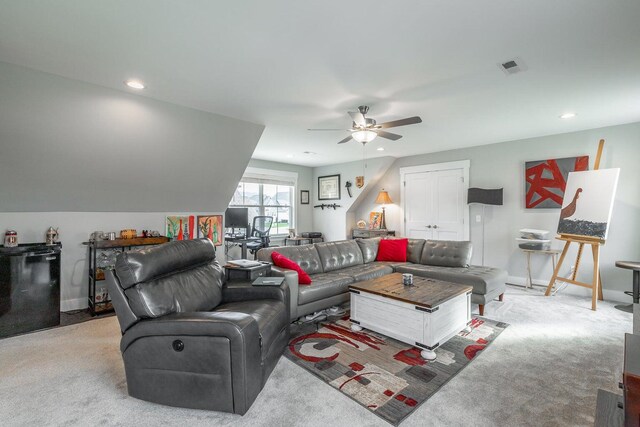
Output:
425,225,432,228
432,225,438,229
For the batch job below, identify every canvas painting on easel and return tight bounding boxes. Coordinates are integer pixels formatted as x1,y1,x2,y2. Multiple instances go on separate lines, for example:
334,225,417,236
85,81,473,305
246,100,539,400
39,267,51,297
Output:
556,168,620,240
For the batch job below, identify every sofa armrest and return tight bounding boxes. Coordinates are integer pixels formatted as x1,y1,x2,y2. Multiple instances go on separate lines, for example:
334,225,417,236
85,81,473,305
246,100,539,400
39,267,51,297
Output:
270,266,299,321
221,281,290,314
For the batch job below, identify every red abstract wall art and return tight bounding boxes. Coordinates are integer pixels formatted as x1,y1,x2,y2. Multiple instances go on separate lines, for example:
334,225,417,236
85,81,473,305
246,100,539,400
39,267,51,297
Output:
525,156,588,209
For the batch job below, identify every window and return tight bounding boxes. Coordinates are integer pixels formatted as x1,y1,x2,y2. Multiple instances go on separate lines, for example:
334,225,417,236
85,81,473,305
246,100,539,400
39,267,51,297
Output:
230,181,295,236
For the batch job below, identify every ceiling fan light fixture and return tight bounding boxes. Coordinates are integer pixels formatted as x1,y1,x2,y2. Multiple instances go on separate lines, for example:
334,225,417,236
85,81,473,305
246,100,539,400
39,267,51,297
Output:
352,130,377,144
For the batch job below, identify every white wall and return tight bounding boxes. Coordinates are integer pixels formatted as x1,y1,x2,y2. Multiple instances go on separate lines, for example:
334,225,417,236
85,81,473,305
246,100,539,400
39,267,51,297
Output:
355,122,640,301
313,157,395,241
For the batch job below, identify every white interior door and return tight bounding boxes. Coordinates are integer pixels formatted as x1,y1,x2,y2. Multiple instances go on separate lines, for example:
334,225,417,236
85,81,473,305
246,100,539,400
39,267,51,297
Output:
431,169,465,240
401,161,468,241
404,172,433,239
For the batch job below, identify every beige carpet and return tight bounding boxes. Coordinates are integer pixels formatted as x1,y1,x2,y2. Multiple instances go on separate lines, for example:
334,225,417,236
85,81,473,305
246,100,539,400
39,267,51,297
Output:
0,286,632,426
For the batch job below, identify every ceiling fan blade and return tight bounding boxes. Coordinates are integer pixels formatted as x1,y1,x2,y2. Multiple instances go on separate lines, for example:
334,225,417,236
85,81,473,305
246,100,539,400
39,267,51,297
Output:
307,129,351,131
376,116,422,129
337,135,353,144
348,111,366,127
376,130,403,141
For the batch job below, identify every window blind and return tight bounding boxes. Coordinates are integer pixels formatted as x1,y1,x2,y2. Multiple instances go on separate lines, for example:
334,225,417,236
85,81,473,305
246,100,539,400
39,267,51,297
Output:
241,173,296,186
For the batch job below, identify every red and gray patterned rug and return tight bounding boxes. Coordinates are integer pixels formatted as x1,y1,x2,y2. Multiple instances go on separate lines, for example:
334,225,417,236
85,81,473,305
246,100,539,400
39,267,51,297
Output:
286,315,508,426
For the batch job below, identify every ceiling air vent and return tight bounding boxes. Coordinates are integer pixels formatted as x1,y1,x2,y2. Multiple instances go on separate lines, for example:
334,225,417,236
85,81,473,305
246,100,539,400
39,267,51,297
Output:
498,58,526,75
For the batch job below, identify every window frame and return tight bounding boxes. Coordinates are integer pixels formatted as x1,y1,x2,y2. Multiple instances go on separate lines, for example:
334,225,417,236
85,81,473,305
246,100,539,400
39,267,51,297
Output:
230,181,295,237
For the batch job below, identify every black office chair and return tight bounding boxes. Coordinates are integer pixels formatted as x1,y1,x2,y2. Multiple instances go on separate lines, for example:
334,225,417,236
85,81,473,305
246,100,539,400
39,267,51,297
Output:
247,216,273,258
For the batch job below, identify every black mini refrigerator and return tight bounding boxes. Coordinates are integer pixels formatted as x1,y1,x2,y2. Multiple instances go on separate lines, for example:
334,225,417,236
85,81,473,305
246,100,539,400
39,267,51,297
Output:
0,243,61,338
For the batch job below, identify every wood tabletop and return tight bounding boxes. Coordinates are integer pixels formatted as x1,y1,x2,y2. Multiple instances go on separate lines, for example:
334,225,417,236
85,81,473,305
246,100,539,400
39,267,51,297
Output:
349,273,472,309
83,236,169,248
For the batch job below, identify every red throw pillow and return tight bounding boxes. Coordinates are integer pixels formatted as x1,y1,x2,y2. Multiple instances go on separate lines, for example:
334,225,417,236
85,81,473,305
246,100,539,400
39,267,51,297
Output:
376,238,408,262
271,252,312,285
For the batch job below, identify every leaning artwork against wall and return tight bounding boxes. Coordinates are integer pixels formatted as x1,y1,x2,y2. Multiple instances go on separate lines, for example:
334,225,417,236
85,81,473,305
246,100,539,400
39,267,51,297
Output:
369,212,382,230
166,215,191,240
525,156,589,208
556,168,620,240
197,215,223,245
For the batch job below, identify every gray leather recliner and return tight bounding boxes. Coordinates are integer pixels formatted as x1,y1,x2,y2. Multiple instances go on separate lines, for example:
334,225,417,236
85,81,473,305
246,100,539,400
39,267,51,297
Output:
106,238,289,415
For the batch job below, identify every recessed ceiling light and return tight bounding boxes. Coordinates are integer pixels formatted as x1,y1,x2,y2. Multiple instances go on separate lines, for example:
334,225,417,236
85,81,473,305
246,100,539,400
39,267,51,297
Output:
125,79,145,89
377,147,385,151
303,151,317,155
559,113,576,119
286,154,294,158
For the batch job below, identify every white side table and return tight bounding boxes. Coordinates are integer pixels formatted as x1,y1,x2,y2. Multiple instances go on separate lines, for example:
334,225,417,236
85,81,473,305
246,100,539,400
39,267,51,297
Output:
521,248,562,289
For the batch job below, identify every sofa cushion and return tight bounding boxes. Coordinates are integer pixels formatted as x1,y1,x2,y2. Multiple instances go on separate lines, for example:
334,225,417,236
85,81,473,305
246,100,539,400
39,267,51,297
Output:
420,240,472,268
395,264,506,295
117,239,224,318
407,239,426,264
271,252,311,285
257,245,323,275
298,273,355,305
356,237,381,263
338,263,394,282
315,241,364,273
377,238,408,262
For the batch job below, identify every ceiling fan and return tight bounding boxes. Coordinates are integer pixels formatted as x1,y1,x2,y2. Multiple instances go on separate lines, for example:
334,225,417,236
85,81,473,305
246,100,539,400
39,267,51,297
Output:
308,106,422,145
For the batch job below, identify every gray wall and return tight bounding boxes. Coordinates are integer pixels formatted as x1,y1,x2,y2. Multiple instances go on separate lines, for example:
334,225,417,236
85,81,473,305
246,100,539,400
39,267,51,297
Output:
0,61,264,212
355,122,640,300
0,61,264,309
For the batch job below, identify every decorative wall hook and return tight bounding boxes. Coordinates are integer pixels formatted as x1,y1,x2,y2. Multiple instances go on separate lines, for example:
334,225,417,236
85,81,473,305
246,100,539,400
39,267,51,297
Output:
345,181,353,198
313,203,342,210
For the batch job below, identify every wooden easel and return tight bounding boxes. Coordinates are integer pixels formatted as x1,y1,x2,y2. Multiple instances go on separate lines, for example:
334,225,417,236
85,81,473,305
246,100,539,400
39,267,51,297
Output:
544,139,606,310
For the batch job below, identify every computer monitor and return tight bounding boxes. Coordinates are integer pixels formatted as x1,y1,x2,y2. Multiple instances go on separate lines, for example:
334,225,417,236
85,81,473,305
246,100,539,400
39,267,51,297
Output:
224,207,249,235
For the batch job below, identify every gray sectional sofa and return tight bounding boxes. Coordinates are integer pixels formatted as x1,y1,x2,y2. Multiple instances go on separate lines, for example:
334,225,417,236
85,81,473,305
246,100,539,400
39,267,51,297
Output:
257,238,507,321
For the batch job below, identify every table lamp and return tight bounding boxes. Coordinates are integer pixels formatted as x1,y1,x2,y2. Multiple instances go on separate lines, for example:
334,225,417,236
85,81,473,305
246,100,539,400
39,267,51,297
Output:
375,189,393,230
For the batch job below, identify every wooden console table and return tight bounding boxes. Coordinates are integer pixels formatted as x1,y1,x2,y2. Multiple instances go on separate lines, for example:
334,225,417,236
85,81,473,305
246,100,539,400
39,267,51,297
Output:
83,237,169,315
352,229,395,239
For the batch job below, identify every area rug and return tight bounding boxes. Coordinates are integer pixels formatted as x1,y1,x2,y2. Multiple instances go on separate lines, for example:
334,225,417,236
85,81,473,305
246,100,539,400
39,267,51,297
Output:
285,315,509,426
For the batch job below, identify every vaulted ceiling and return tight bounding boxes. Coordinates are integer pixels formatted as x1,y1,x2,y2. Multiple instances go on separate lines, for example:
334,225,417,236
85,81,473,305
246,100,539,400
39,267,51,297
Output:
1,1,639,166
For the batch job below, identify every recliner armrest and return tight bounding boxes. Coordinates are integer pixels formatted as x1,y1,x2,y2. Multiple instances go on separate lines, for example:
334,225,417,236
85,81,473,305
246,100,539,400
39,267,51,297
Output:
120,311,263,415
120,311,260,353
269,266,299,321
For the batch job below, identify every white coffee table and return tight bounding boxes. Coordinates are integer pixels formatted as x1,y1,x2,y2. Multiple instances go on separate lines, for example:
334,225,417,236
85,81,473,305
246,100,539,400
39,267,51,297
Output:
349,273,472,360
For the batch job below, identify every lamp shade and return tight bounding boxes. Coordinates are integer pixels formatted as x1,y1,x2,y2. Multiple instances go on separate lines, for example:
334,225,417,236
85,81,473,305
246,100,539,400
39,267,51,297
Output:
352,130,377,143
375,189,393,205
467,188,503,205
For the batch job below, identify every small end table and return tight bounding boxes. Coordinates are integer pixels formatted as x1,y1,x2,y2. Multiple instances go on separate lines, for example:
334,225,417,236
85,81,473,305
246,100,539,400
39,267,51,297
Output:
224,262,271,282
520,248,562,290
614,261,640,317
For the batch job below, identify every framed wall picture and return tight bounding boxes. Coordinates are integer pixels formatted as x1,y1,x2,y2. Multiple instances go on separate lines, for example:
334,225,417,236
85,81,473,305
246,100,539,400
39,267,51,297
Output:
525,156,589,208
300,190,310,204
318,174,341,200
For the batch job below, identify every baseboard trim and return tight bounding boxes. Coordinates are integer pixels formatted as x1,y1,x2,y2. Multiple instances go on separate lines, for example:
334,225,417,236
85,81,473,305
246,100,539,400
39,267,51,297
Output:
506,275,629,303
61,297,87,312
